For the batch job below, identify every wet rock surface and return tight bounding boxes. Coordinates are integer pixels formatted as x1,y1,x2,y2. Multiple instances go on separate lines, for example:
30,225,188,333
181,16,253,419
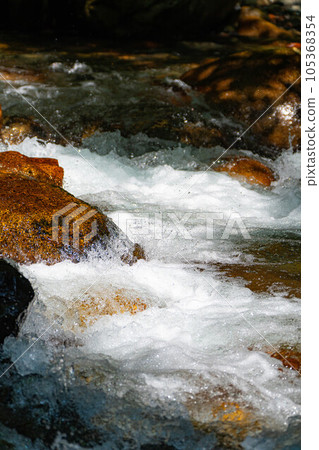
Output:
212,238,301,299
0,356,108,448
213,156,276,186
0,66,45,83
74,288,148,329
0,151,64,186
0,152,144,265
0,350,213,449
182,46,300,154
215,261,300,299
0,6,300,155
0,116,52,145
267,345,301,373
0,260,34,343
188,393,261,448
235,5,300,41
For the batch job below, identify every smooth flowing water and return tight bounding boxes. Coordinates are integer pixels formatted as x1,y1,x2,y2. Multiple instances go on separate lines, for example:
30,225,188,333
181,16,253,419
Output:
0,40,300,449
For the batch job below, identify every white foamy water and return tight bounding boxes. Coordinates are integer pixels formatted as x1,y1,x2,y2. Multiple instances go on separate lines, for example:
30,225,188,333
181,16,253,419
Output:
2,136,300,439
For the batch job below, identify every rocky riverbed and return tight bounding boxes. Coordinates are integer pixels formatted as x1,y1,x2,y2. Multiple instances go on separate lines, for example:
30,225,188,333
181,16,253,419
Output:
0,1,300,448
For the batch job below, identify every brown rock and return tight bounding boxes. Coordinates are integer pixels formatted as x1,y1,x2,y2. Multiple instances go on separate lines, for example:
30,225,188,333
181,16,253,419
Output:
0,104,2,130
129,243,146,262
214,156,276,187
249,345,301,374
214,262,300,299
81,122,104,140
236,6,299,40
267,346,301,373
178,123,225,148
0,151,64,187
210,239,300,299
0,153,144,265
28,157,64,186
181,47,301,151
74,288,148,328
0,67,44,83
0,116,50,145
186,390,261,447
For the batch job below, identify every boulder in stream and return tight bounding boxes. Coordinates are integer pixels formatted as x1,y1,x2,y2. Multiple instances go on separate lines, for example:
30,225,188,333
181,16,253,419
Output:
0,151,145,265
213,156,276,187
0,150,64,186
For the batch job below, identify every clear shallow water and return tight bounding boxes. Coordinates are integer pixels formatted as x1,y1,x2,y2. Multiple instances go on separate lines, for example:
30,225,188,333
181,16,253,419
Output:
0,52,300,448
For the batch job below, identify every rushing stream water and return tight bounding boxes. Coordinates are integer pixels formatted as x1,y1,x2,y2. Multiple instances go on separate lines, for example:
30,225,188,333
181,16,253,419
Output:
0,38,300,449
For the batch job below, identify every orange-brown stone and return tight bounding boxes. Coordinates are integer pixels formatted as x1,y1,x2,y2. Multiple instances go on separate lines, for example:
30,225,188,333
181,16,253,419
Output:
237,6,299,41
0,151,64,186
0,116,50,145
186,390,261,447
178,124,224,148
75,289,148,328
0,152,144,265
211,239,300,299
181,47,301,150
28,157,64,186
0,68,44,83
214,261,300,299
267,346,301,373
249,345,301,374
214,156,276,187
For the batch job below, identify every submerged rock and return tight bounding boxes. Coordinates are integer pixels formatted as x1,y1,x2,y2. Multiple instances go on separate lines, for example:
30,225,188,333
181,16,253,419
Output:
0,358,108,447
249,344,301,374
0,116,51,145
0,152,144,265
236,6,299,40
70,288,148,330
186,389,261,447
181,47,300,153
0,67,44,83
0,260,34,343
214,260,300,299
178,123,226,148
267,345,301,373
213,156,276,187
